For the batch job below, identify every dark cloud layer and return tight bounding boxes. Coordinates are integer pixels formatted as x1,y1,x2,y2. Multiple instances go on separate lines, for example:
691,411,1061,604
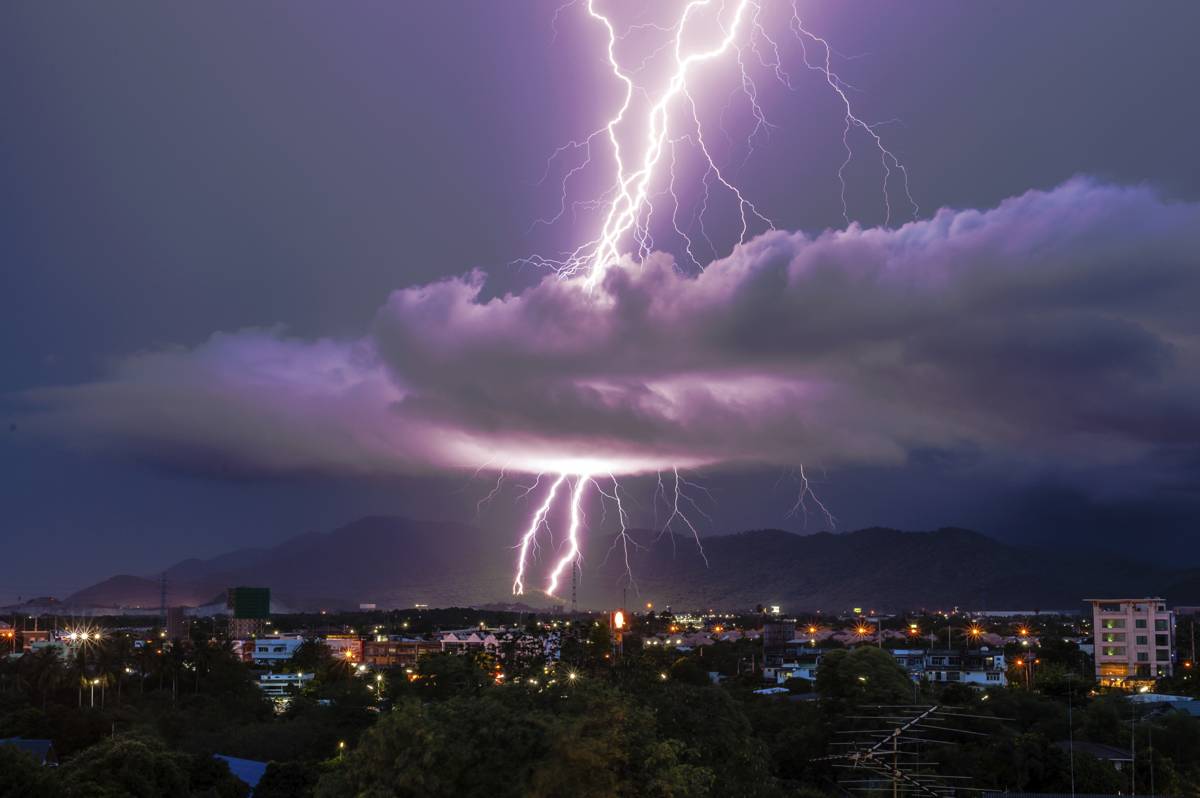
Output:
28,179,1200,479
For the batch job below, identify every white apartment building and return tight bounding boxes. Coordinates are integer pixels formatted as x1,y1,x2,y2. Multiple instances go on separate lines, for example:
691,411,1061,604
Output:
1088,598,1174,689
251,635,306,664
257,672,314,696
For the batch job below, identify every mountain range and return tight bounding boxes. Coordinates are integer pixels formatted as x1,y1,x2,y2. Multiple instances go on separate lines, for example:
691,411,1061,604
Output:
51,516,1200,613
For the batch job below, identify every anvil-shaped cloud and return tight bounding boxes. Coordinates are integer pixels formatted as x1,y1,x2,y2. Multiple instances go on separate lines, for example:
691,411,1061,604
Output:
27,179,1200,478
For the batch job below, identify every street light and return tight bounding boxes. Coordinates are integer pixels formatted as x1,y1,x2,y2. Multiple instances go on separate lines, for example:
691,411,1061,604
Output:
1013,657,1040,689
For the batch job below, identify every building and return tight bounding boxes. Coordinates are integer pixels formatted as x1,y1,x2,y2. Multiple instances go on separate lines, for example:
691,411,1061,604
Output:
766,647,1006,687
762,621,796,667
0,738,58,766
1086,598,1174,688
439,629,493,653
362,637,441,668
323,635,363,663
18,629,51,654
166,606,190,642
250,636,305,664
213,755,268,794
920,648,1007,687
256,672,314,696
227,587,270,639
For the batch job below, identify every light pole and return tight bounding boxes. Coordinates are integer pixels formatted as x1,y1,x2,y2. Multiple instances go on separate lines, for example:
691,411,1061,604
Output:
1013,657,1039,689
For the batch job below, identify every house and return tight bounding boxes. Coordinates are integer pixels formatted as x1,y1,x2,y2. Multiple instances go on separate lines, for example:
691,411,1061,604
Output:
251,636,305,664
0,738,58,766
214,754,268,795
256,672,314,696
322,635,363,662
362,637,441,668
919,649,1007,687
1055,741,1133,771
439,630,492,653
766,652,825,685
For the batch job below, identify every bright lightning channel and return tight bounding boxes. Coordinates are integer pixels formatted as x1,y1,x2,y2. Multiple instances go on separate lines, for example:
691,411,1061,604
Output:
507,0,911,597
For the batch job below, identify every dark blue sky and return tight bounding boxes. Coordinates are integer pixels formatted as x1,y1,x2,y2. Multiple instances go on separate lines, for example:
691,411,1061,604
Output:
3,1,1199,602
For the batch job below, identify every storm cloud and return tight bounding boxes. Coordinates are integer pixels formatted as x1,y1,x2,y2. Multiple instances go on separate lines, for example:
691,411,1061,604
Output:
27,179,1200,477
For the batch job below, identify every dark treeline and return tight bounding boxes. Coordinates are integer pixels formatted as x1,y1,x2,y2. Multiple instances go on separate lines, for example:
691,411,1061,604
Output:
2,617,1200,796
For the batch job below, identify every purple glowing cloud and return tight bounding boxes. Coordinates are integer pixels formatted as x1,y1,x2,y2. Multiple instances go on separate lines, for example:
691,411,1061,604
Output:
26,179,1200,479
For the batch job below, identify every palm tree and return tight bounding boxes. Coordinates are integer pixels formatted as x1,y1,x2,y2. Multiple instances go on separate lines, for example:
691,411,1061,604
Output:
106,635,133,705
24,648,65,709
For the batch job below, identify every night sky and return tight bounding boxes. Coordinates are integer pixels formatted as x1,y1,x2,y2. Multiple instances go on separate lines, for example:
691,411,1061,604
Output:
4,1,1200,603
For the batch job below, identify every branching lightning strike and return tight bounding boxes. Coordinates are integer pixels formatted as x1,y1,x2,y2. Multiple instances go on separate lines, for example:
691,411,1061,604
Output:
508,0,914,597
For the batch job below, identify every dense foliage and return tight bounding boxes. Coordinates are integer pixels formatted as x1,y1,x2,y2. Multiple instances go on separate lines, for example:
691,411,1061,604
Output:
3,617,1200,797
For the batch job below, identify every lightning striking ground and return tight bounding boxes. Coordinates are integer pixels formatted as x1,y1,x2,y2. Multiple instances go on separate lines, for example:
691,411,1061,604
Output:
508,0,911,598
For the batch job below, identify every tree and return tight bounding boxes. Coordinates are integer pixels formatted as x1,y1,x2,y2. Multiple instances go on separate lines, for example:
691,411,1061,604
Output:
669,657,710,686
58,736,192,798
0,745,59,798
315,684,734,798
815,646,913,706
254,761,322,798
290,641,333,673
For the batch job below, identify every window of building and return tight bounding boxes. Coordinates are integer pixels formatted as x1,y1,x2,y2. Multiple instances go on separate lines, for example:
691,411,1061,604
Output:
1135,619,1147,629
1098,603,1121,612
987,672,1000,681
1102,647,1125,656
1136,635,1148,645
1156,634,1169,646
1155,619,1168,631
1156,649,1170,661
1102,633,1125,643
1137,652,1149,662
1102,619,1125,629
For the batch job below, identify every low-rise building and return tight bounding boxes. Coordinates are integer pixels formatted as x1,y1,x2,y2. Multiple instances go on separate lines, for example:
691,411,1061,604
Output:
362,637,441,668
256,672,314,696
920,648,1007,686
769,647,1007,687
251,636,305,664
323,635,363,663
0,738,58,766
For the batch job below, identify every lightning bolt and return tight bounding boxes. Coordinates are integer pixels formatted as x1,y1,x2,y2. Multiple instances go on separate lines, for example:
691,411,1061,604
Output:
512,474,567,595
506,0,905,599
525,0,916,288
545,475,591,596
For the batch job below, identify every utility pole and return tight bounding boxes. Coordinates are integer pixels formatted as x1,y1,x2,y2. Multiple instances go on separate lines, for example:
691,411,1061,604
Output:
159,574,168,634
1131,700,1137,797
892,729,899,798
1068,673,1076,797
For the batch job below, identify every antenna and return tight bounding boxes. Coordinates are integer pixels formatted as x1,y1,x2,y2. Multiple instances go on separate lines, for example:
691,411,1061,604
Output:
817,704,1005,796
571,564,578,614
